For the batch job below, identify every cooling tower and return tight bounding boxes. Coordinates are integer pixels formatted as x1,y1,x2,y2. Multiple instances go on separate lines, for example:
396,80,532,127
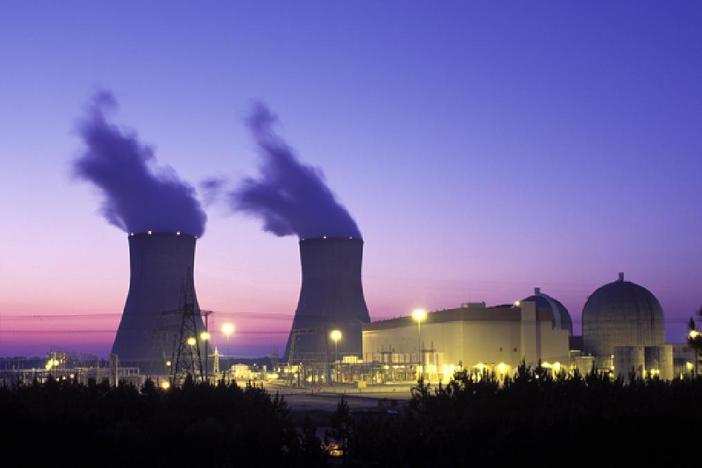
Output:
285,237,371,362
111,232,206,374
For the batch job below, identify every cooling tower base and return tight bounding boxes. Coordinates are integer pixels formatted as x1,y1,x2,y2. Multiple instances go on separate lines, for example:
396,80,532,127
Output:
284,237,370,363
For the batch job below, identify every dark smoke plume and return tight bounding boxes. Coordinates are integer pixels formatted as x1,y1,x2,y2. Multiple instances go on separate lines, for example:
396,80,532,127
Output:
231,103,361,239
200,176,228,206
74,91,207,236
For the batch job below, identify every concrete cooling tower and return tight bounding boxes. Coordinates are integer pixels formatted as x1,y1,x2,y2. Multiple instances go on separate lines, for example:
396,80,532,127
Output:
112,232,206,374
285,237,371,363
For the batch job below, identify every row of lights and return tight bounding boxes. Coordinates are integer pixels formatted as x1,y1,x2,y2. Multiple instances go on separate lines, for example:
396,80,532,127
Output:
300,236,357,241
160,322,237,389
181,322,236,348
129,231,184,236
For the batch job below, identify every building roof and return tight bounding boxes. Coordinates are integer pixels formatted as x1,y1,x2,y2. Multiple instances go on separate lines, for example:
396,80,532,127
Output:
363,302,550,332
522,287,573,334
582,272,665,356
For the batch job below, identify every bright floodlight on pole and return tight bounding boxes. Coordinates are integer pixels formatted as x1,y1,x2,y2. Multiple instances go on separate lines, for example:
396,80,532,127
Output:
412,308,427,379
221,322,235,359
221,322,235,339
329,329,342,384
412,308,427,323
330,329,342,361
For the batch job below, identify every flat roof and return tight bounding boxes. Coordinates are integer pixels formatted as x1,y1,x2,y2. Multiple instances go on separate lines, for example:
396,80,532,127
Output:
364,300,556,332
364,304,522,331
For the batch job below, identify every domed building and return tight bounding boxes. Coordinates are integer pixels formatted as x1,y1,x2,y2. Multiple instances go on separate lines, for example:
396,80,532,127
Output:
522,287,573,335
582,273,665,367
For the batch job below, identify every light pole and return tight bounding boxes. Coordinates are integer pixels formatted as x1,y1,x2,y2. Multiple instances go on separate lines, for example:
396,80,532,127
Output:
200,331,211,383
186,336,197,378
412,308,427,380
221,322,235,353
330,329,342,384
689,329,701,377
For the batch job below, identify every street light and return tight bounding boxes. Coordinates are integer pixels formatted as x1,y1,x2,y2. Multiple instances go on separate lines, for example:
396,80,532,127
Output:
329,329,342,384
412,308,427,379
329,329,342,362
221,322,235,339
186,337,197,346
220,322,235,368
200,331,211,383
689,329,701,376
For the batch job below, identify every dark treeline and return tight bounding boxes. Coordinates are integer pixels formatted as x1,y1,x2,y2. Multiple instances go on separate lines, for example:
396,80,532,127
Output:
340,367,702,467
2,370,702,467
0,377,309,467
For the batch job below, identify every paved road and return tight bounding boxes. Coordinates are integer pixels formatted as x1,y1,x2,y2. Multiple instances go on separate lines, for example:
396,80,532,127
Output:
265,384,413,412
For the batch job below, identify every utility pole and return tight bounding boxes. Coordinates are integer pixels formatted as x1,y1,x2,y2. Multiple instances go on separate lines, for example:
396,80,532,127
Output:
162,273,206,384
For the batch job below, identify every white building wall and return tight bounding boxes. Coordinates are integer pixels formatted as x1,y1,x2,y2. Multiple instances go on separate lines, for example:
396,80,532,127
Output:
363,301,570,374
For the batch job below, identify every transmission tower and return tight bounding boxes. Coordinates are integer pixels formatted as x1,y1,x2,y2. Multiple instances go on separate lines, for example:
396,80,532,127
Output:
162,270,205,383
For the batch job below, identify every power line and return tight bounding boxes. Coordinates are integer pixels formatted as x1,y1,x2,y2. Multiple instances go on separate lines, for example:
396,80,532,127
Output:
0,329,290,334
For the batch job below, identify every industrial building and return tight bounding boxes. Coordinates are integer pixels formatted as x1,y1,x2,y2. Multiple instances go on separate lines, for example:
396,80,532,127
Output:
581,272,672,379
360,275,685,382
363,298,571,382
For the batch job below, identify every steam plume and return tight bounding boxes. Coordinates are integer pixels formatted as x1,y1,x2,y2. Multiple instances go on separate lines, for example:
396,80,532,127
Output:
74,91,207,236
231,103,361,239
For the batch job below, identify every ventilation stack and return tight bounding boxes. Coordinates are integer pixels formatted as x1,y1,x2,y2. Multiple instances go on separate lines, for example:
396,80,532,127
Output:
285,237,371,363
111,232,206,374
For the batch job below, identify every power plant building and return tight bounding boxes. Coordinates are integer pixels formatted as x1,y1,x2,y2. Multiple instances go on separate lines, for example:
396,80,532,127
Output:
582,272,671,379
363,299,571,380
112,232,206,374
361,276,680,382
285,237,371,363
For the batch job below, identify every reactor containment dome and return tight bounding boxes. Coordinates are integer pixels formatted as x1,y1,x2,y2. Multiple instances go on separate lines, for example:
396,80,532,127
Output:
582,272,665,360
522,287,573,335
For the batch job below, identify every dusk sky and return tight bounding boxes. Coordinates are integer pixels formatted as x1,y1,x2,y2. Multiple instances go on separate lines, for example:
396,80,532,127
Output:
1,1,700,357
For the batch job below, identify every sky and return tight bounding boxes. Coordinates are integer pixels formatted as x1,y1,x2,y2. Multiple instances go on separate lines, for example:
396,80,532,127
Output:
0,1,701,357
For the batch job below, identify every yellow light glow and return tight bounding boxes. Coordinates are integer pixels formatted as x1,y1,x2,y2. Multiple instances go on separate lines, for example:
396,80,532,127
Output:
689,330,701,339
329,329,342,342
221,322,235,338
186,337,197,346
553,362,561,372
412,308,428,323
686,361,694,371
496,362,507,374
514,300,521,307
165,360,172,367
160,381,171,390
200,331,211,341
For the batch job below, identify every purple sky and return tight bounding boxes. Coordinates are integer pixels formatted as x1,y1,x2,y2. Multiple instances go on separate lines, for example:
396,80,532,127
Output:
1,1,700,357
